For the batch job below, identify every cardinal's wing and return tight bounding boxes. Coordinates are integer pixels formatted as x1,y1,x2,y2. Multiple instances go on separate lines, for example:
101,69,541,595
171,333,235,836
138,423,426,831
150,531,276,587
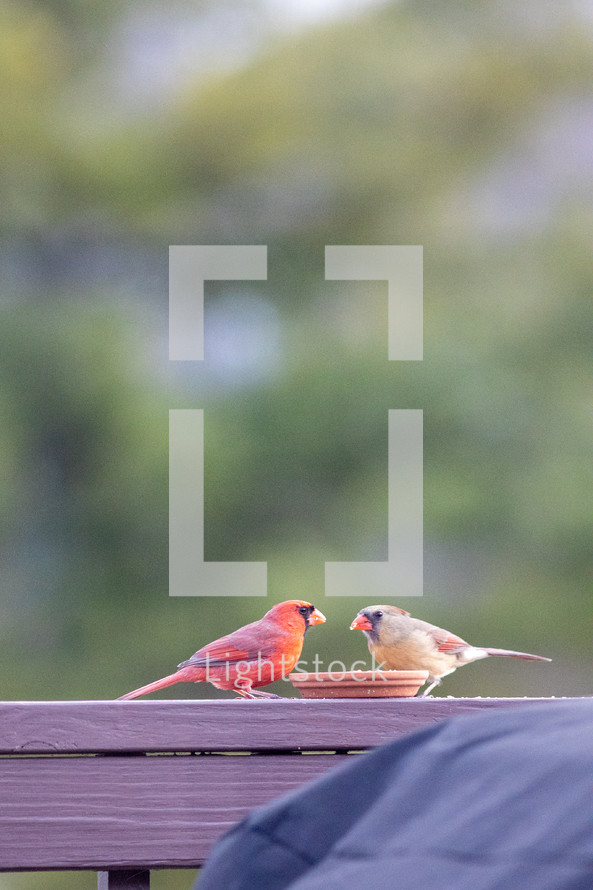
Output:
178,633,278,670
428,626,470,654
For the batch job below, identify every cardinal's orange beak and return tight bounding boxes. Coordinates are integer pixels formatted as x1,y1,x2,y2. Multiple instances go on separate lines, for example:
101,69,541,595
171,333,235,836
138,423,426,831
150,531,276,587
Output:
309,608,326,625
350,614,373,631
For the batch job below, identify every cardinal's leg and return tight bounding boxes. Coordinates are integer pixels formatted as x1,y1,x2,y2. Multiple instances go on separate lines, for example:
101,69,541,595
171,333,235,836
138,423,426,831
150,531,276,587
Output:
233,679,280,699
421,676,442,697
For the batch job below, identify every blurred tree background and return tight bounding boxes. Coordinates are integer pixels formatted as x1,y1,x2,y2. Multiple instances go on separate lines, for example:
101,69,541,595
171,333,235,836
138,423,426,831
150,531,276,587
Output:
1,0,592,886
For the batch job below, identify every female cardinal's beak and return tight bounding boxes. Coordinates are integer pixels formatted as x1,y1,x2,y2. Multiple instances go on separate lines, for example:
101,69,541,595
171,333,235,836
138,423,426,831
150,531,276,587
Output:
350,614,373,631
309,608,326,625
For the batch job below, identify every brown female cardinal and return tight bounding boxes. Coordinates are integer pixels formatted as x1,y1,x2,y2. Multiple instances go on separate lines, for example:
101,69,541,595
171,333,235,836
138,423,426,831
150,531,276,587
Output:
118,600,325,700
350,605,551,695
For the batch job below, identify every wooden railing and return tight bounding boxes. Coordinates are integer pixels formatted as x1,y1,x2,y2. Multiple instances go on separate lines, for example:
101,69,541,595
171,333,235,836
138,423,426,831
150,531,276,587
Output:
0,697,577,888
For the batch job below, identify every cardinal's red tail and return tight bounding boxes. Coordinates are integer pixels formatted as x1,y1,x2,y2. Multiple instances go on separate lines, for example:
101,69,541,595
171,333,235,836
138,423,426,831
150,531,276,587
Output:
483,648,551,662
117,668,195,700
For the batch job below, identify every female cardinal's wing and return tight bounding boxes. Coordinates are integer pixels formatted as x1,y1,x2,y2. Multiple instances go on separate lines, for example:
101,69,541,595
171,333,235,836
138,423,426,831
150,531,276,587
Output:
427,626,470,654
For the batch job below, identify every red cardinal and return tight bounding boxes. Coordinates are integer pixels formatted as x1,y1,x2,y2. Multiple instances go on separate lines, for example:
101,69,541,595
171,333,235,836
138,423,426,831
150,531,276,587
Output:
350,605,551,695
118,600,326,700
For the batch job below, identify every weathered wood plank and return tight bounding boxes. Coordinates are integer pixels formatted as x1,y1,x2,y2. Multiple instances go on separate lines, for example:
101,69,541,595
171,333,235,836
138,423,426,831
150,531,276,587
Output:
0,752,349,870
0,698,578,754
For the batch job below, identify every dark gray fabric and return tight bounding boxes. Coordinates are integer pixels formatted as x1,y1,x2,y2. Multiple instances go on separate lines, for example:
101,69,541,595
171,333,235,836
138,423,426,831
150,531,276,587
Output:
195,700,593,890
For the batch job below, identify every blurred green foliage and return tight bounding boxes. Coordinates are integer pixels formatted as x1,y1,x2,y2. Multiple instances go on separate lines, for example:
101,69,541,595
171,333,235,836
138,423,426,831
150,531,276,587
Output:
0,1,592,886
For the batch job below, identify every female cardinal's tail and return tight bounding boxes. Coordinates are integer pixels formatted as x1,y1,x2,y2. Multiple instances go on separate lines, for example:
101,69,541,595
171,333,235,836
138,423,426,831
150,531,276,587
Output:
483,648,551,661
117,669,193,700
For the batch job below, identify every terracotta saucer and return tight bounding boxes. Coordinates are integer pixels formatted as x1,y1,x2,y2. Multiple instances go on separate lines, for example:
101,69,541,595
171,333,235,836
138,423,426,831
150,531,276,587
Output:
288,669,429,698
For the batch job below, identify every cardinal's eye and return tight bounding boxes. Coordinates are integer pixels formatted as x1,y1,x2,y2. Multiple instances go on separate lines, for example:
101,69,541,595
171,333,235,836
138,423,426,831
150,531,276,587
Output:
374,610,383,619
299,606,310,616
